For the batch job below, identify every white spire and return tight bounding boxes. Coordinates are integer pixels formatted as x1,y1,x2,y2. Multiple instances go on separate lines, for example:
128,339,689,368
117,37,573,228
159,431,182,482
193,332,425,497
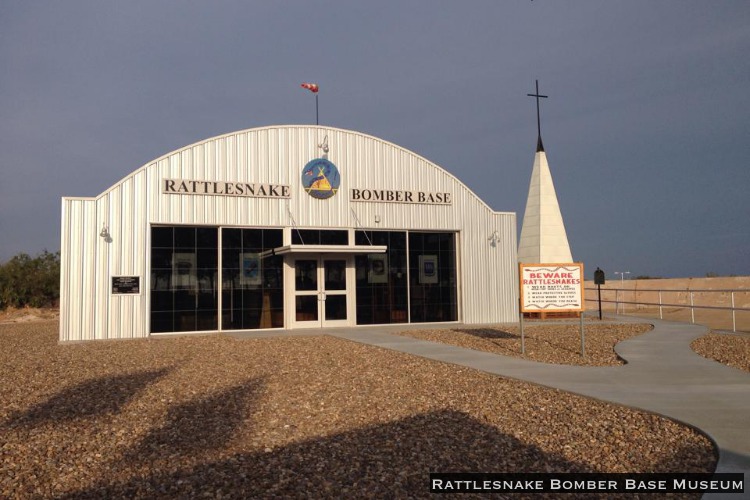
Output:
517,149,573,263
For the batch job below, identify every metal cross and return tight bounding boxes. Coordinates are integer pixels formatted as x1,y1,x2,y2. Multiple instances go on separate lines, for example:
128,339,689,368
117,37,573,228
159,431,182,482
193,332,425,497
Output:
527,79,548,151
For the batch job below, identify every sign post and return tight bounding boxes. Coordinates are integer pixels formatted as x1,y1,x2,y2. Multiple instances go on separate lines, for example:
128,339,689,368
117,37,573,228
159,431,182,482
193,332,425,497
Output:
519,298,525,355
594,267,606,320
519,263,585,356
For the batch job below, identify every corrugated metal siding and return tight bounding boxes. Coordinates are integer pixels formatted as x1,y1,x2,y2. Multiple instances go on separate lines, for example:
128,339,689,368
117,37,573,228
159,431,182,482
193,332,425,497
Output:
60,125,518,341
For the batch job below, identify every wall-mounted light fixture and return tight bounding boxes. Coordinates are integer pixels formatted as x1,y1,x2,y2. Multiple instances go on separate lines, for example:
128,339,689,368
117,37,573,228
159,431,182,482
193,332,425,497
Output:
374,215,381,224
100,225,109,238
488,230,499,247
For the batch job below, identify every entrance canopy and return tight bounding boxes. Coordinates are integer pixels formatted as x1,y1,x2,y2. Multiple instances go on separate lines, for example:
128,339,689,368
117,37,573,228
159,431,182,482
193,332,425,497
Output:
271,244,387,255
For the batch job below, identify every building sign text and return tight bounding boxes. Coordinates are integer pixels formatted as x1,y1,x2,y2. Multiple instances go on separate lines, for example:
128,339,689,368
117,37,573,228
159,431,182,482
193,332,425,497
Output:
112,276,140,294
163,179,290,199
350,189,452,205
520,263,584,312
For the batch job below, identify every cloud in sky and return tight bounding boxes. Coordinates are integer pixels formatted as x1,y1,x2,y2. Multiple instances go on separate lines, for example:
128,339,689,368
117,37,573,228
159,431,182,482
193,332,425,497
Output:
1,1,748,277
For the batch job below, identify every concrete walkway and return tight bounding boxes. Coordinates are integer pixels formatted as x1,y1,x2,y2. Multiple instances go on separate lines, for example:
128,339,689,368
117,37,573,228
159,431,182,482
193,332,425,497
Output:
330,317,749,496
230,316,750,497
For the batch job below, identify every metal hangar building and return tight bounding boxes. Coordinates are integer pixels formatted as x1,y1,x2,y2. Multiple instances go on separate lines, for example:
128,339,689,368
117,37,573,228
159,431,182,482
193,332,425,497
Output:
60,125,518,341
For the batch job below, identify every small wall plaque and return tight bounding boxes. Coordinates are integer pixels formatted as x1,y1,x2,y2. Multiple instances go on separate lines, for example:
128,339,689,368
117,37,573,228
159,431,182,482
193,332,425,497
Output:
112,276,140,294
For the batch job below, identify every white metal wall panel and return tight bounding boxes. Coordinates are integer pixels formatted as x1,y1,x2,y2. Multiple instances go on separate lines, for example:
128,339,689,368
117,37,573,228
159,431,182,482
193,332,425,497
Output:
60,125,518,341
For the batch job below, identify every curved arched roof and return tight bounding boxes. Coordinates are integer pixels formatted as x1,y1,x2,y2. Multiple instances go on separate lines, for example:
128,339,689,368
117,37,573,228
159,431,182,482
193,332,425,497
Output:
100,124,508,215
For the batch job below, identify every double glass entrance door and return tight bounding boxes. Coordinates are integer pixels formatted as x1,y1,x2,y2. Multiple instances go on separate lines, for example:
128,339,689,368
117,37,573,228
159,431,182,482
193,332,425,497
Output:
293,256,352,327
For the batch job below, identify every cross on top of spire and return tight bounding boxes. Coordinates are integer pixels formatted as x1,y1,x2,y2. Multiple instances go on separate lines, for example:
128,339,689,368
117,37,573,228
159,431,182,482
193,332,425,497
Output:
527,79,548,152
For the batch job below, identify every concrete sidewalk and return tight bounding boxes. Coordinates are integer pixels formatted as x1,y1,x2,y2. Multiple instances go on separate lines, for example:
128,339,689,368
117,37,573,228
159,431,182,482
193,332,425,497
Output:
323,316,750,497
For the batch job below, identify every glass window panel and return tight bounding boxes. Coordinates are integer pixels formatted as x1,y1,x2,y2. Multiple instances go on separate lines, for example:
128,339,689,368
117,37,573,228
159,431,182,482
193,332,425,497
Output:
173,311,196,332
221,228,284,330
409,232,424,251
152,227,173,248
197,227,217,248
324,260,346,290
355,231,408,325
242,230,263,250
197,310,218,330
355,231,371,246
263,229,283,249
319,230,348,245
292,230,318,245
151,291,172,311
150,312,173,333
270,309,284,328
197,248,218,269
222,228,242,249
372,231,389,246
356,306,373,325
151,248,173,269
408,232,458,324
222,248,240,270
325,295,347,320
292,229,347,245
296,296,318,321
173,290,196,310
150,226,218,334
174,227,195,248
295,260,318,291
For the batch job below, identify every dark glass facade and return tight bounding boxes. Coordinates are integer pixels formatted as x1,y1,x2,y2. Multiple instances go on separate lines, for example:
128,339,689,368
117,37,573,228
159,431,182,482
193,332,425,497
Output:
408,232,458,322
291,229,348,245
221,228,284,329
151,226,218,333
151,226,458,332
355,230,458,324
354,231,409,324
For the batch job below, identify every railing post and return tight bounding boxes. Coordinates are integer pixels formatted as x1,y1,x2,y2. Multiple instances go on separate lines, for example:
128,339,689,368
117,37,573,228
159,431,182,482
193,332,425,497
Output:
731,292,736,333
690,292,695,324
615,289,620,315
658,291,663,319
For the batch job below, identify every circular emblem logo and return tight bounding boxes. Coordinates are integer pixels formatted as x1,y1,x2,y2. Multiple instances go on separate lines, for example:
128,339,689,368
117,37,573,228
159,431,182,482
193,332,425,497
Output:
301,158,340,199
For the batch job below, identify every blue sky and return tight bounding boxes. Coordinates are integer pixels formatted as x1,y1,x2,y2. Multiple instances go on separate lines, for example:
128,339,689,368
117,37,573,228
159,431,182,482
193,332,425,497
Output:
1,1,748,278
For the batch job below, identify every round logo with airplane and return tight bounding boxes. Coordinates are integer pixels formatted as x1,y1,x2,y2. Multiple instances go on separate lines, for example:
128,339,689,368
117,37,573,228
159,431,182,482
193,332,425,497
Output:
301,158,340,199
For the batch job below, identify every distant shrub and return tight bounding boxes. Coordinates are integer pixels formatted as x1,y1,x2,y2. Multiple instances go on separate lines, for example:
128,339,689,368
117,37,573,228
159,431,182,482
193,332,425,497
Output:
0,250,60,309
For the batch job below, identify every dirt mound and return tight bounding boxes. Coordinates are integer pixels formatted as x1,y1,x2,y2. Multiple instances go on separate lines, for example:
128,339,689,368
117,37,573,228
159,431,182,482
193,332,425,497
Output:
0,307,60,324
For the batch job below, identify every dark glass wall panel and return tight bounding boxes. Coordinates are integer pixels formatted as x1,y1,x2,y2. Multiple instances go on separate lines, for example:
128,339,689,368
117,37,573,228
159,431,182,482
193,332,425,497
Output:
354,231,408,325
408,232,458,323
150,226,218,333
221,228,284,330
291,229,348,245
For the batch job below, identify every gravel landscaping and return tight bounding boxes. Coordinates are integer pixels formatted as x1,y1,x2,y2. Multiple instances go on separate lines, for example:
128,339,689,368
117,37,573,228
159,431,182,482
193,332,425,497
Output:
691,332,750,373
1,321,715,499
396,323,653,366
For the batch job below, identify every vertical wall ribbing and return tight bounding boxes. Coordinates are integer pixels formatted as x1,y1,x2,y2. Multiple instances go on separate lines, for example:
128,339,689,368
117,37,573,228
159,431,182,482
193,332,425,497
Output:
60,126,518,341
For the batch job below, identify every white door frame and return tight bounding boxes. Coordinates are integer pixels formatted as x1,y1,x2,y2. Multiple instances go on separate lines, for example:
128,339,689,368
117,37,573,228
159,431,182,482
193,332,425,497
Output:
288,254,355,328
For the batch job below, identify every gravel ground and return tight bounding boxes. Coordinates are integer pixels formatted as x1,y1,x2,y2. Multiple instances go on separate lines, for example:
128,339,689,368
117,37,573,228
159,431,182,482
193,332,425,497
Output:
1,321,715,499
396,324,653,366
691,332,750,373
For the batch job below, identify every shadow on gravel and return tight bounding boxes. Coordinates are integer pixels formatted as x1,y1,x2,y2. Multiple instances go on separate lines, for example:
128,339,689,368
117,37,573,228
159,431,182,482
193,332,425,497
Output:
455,328,583,358
62,408,717,499
63,410,599,499
453,328,519,340
121,378,264,467
5,368,171,427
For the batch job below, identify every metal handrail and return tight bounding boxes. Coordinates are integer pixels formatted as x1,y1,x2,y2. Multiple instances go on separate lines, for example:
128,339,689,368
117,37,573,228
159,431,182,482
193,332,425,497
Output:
584,286,750,332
